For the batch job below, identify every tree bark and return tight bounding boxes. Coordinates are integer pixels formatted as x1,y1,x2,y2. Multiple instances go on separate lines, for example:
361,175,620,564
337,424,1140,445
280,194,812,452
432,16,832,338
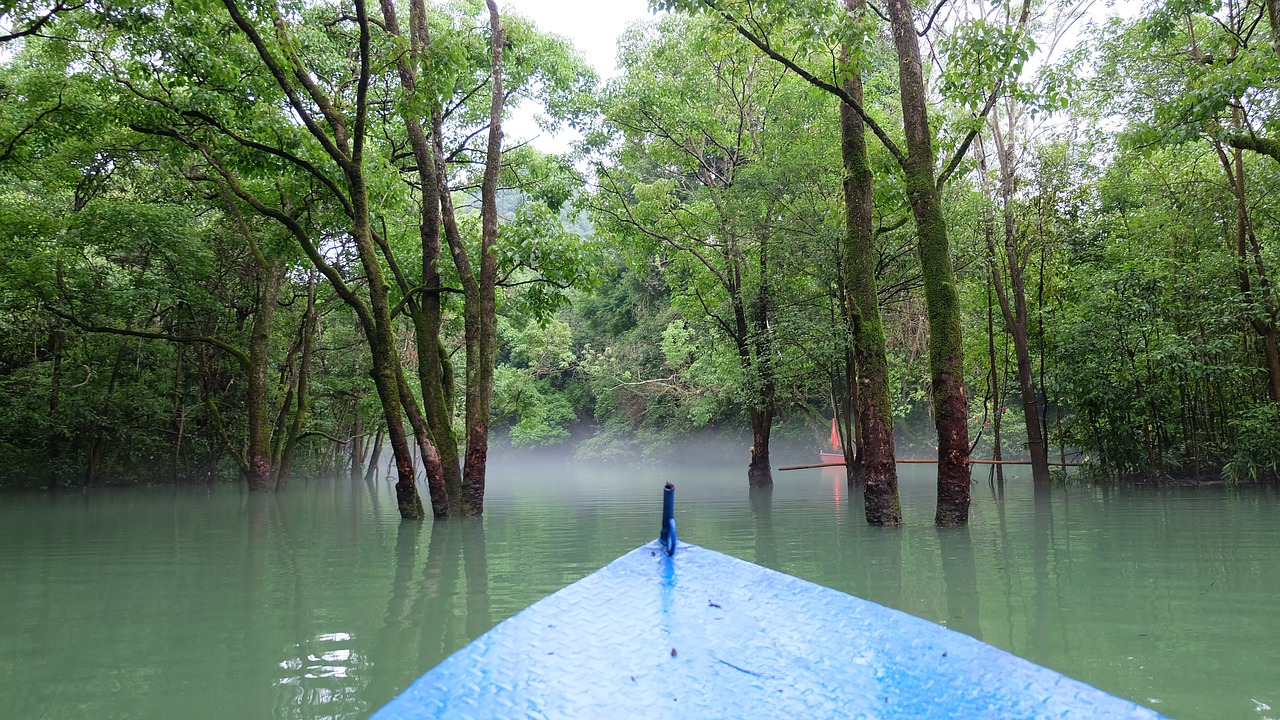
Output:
379,0,463,518
982,218,1004,488
977,126,1048,489
887,0,971,526
245,260,284,491
841,0,900,525
748,408,774,487
1267,0,1280,61
1215,139,1280,403
434,128,472,512
364,427,384,484
350,398,364,481
748,205,776,488
398,366,450,517
351,178,425,520
47,323,64,488
457,0,505,517
990,115,1050,490
276,275,315,490
989,301,1005,486
214,0,425,518
843,352,867,485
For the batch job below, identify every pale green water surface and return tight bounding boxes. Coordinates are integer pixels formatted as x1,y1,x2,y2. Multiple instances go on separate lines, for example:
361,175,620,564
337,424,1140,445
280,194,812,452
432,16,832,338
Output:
1,461,1277,719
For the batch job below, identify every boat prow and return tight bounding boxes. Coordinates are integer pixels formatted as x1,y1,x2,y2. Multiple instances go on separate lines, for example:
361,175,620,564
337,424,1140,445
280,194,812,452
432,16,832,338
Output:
375,531,1165,718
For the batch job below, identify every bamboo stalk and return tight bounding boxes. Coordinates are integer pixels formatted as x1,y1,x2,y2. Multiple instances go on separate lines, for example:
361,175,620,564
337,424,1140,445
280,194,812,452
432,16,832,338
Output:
778,459,1081,471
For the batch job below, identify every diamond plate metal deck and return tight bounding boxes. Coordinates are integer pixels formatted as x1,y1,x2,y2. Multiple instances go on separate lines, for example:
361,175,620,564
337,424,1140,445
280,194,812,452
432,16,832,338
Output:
374,541,1167,719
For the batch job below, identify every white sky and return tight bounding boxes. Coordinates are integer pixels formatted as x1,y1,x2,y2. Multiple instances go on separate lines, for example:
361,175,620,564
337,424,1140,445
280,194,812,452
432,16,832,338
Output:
507,0,654,78
498,0,1138,154
503,0,655,153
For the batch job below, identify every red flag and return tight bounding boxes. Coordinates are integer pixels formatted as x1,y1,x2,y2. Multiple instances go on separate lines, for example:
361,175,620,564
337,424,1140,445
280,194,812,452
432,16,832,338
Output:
830,418,840,451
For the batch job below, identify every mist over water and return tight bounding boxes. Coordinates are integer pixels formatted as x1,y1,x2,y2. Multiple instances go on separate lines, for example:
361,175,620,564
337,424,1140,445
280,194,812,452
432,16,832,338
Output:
2,455,1277,719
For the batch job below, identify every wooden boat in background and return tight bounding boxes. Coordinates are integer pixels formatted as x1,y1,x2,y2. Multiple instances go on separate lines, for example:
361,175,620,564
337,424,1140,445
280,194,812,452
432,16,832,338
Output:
373,485,1166,720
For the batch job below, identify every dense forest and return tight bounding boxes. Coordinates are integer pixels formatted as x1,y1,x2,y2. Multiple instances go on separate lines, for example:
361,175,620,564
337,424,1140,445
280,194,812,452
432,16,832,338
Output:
1,0,1277,526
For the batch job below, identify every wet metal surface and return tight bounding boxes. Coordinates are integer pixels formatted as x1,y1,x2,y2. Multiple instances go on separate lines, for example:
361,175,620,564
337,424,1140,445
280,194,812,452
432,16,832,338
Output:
375,540,1166,719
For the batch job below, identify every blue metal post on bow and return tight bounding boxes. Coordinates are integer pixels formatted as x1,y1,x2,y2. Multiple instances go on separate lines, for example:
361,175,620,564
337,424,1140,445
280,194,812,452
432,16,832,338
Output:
659,482,677,555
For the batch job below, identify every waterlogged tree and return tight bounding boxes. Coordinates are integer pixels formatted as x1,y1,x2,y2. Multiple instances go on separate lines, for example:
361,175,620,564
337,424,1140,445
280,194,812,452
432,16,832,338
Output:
376,0,596,515
657,0,1033,525
958,0,1083,491
591,16,833,487
835,0,902,524
93,0,433,517
0,58,322,489
82,0,593,517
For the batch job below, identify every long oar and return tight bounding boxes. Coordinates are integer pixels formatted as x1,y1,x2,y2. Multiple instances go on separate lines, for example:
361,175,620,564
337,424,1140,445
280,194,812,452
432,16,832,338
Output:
778,459,1081,471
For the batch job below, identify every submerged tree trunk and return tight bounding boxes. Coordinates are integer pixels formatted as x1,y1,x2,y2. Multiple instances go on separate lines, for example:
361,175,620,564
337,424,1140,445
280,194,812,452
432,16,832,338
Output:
842,353,867,485
379,0,463,518
276,275,316,490
47,324,64,488
352,186,425,520
724,249,776,488
364,427,384,485
748,408,774,487
986,271,1005,488
86,341,127,486
350,398,364,481
455,0,505,516
887,0,971,526
425,1,505,517
987,116,1050,490
841,0,900,525
245,261,284,492
397,367,450,516
748,209,777,488
213,0,425,519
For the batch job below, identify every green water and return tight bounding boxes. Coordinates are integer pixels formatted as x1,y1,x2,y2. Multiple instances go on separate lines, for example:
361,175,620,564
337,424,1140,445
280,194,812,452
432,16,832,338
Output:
1,461,1277,719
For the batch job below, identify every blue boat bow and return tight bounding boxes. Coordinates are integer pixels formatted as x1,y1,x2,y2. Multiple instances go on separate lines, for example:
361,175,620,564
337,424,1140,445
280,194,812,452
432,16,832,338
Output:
374,488,1167,719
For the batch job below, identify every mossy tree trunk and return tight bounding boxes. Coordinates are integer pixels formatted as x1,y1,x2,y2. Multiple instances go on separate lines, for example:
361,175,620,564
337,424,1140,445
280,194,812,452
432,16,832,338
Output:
841,0,901,525
456,0,506,517
215,0,426,519
348,168,426,520
887,0,971,526
748,216,777,488
379,0,463,517
703,0,1026,524
245,260,284,492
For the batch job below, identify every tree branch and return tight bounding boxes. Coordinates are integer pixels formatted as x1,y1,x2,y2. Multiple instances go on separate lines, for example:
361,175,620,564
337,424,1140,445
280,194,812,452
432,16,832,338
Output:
698,0,907,167
1224,132,1280,163
218,0,350,167
935,0,1033,188
0,86,64,162
0,1,83,43
46,306,251,369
